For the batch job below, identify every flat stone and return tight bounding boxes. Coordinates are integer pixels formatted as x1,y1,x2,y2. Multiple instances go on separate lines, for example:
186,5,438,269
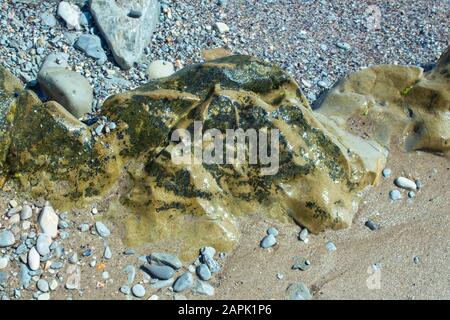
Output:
104,246,112,259
260,234,276,248
173,272,193,293
90,0,160,69
132,284,146,298
192,279,215,296
287,282,312,300
0,230,15,248
36,234,52,256
196,264,212,281
144,264,175,280
20,205,32,220
150,278,174,289
37,279,49,292
146,60,175,80
298,228,309,242
37,292,50,300
95,221,111,237
389,189,402,200
65,266,81,290
148,252,182,270
75,34,107,63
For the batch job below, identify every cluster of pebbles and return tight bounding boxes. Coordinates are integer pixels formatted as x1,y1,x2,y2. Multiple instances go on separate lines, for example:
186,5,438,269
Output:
0,198,227,300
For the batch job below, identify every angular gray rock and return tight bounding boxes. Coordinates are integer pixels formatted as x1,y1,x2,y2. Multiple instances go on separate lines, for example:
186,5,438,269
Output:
75,34,107,64
90,0,160,69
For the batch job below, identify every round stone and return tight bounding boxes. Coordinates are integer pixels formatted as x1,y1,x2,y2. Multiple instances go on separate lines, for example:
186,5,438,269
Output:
132,284,146,298
146,60,175,80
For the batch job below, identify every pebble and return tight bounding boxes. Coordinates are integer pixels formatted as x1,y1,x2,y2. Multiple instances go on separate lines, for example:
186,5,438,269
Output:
50,262,63,270
123,248,136,255
0,256,9,269
287,282,312,300
336,42,351,51
192,279,215,296
65,265,80,290
49,279,58,291
78,224,90,232
292,257,311,271
41,12,57,27
19,263,32,289
120,285,131,295
365,219,379,231
200,247,216,258
0,230,15,248
144,264,175,280
325,241,337,252
150,278,174,289
215,22,230,34
413,256,420,264
389,189,402,200
104,246,112,260
260,234,277,248
202,255,220,273
37,279,49,292
132,284,146,298
102,271,110,280
149,252,182,270
36,233,52,256
124,265,136,285
408,191,415,198
38,206,59,238
196,264,212,281
28,247,40,271
173,272,194,293
276,273,284,280
382,168,392,178
298,228,309,242
267,227,279,237
146,60,175,80
415,179,423,189
37,292,50,300
20,204,33,220
75,34,107,63
394,177,417,191
95,221,111,237
57,1,82,30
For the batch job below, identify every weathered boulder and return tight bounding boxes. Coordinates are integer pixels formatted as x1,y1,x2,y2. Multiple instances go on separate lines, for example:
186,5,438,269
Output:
101,55,387,255
316,46,450,158
37,65,93,119
90,0,160,69
1,48,448,258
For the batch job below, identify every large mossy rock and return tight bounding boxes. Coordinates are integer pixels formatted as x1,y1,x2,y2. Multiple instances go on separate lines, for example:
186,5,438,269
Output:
2,49,448,259
101,56,386,256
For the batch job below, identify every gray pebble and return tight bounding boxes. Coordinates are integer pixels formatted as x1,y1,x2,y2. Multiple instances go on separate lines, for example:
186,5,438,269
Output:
173,272,194,292
267,227,279,237
365,219,379,231
325,241,337,251
95,221,111,237
132,284,146,298
144,264,175,280
287,282,312,300
37,279,49,292
104,246,112,259
196,263,212,281
149,252,182,270
192,279,215,296
382,168,392,178
389,189,402,200
298,228,309,242
0,230,15,248
260,234,277,248
120,285,131,295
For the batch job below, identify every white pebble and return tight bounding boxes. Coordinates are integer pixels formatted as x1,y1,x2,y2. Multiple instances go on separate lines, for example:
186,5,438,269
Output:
394,177,417,191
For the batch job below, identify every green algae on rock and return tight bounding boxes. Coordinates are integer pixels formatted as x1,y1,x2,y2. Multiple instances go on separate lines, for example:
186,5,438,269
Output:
1,50,448,259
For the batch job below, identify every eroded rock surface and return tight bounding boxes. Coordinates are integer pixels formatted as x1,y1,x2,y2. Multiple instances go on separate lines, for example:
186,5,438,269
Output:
1,49,448,258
